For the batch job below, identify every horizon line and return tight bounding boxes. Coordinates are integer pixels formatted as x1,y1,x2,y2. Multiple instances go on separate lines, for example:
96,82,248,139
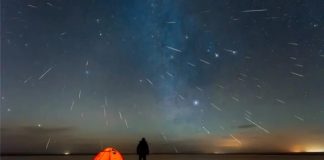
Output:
1,152,324,156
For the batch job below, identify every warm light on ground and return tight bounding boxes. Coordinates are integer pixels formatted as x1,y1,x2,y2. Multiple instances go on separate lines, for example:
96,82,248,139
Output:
64,151,70,155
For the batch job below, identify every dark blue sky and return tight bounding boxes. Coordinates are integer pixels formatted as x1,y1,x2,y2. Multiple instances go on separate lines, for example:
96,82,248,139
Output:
1,0,324,154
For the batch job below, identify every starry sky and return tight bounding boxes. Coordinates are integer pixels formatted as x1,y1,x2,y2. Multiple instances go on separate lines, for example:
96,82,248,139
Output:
1,0,324,154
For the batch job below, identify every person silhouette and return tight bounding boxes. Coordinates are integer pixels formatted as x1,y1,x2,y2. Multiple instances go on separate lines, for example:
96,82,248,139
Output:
137,138,149,160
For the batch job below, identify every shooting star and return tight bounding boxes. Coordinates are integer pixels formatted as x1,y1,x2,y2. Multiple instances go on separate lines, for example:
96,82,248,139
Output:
161,132,168,142
290,72,304,77
166,72,174,78
199,59,210,65
288,42,299,46
145,78,153,86
289,57,297,60
241,9,268,13
45,137,51,150
24,76,32,83
27,4,38,8
103,106,106,117
216,84,224,89
38,67,53,80
224,49,237,54
166,46,182,53
173,146,179,153
119,112,123,120
46,2,54,7
275,98,286,104
70,100,75,111
230,134,242,144
178,94,185,100
202,126,211,134
294,115,304,121
245,118,270,134
232,97,240,102
78,90,82,99
295,64,304,68
196,86,203,92
187,62,196,67
60,32,66,36
124,119,129,128
210,103,222,111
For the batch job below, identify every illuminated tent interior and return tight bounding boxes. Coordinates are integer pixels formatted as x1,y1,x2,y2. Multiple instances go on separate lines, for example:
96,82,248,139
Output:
93,147,124,160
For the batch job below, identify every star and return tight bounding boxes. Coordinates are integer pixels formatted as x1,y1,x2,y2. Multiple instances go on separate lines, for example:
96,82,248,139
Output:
193,100,199,106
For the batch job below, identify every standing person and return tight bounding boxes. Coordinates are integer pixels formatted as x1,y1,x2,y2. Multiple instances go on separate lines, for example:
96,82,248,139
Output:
137,138,149,160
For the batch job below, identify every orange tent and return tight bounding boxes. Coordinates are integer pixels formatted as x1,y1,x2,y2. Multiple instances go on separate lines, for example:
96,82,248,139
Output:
93,147,124,160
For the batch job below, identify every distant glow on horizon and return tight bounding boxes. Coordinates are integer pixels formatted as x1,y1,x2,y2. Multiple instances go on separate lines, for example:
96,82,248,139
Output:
215,138,242,148
64,151,70,155
213,151,224,154
290,145,304,153
305,145,324,153
290,144,324,153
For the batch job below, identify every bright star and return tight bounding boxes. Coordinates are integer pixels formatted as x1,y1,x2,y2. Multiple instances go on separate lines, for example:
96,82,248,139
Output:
193,100,199,106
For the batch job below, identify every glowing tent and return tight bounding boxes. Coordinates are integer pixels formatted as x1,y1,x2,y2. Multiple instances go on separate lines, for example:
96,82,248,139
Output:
93,147,124,160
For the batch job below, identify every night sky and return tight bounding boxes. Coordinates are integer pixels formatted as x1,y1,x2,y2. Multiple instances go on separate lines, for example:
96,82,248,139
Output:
1,0,324,154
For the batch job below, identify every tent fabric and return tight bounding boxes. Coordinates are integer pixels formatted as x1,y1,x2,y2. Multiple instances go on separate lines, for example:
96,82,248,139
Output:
94,147,124,160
